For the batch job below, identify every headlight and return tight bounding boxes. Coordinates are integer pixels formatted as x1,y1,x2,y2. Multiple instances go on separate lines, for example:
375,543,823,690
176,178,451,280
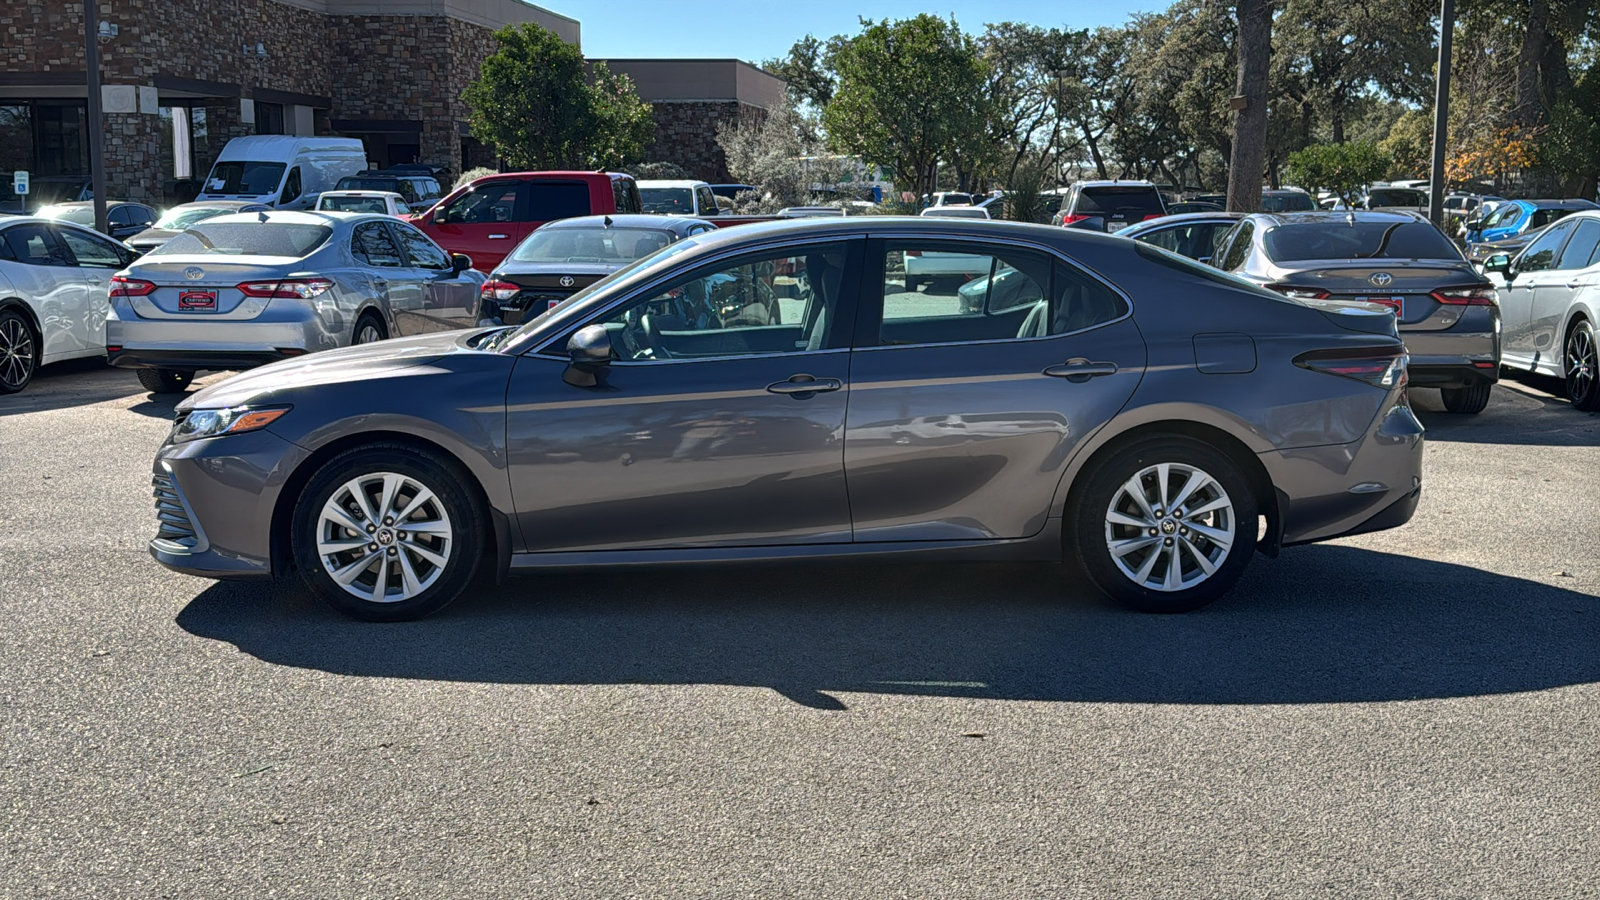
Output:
169,406,290,444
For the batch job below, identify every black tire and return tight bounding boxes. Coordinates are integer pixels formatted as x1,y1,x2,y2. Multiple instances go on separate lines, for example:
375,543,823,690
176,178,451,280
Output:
1565,319,1600,412
0,308,38,394
291,443,484,622
353,312,388,345
1072,436,1258,613
137,367,194,394
1440,382,1492,414
904,276,921,293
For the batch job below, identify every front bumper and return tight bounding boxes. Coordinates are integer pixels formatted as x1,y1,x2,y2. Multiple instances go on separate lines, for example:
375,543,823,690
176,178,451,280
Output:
147,429,310,580
1261,400,1426,546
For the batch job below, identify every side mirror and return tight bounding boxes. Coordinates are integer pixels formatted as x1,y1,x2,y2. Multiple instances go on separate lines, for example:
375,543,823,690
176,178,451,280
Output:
1197,256,1213,265
1464,219,1484,231
1483,253,1512,275
450,253,472,273
562,324,612,387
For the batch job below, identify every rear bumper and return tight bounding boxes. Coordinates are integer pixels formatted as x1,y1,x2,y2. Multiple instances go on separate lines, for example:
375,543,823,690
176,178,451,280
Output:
110,347,293,371
1261,400,1426,546
1401,306,1500,388
106,300,341,371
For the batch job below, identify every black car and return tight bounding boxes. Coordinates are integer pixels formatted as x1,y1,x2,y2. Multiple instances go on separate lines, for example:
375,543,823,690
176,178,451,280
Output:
334,168,445,210
36,200,158,241
1051,181,1166,232
479,214,717,325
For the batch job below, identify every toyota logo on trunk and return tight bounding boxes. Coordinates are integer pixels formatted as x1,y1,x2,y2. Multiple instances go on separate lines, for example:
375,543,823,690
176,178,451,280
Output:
1369,272,1394,287
183,267,205,280
559,276,575,287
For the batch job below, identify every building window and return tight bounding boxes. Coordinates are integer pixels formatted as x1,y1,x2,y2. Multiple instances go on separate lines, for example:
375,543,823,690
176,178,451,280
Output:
34,101,89,177
255,101,284,135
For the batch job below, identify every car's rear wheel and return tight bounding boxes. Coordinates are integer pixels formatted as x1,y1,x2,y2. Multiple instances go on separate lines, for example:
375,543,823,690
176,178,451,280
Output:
1073,436,1258,613
1440,383,1492,414
137,367,194,394
291,444,483,622
1565,319,1599,411
0,309,38,394
354,312,388,345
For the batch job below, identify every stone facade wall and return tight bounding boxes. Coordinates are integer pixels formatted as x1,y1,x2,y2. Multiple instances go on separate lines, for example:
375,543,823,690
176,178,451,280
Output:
646,101,766,183
101,111,162,204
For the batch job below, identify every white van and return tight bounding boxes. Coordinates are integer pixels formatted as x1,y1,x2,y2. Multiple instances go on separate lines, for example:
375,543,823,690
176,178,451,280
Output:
197,136,367,210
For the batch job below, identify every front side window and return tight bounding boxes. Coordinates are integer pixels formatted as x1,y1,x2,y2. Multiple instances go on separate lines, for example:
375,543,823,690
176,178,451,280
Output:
586,243,849,361
108,205,131,227
351,222,405,267
280,167,302,204
1517,222,1574,273
392,223,451,270
697,186,719,215
57,227,126,268
439,185,521,224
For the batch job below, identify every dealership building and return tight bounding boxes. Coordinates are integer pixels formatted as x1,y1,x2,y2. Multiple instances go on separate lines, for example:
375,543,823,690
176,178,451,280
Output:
1,1,784,207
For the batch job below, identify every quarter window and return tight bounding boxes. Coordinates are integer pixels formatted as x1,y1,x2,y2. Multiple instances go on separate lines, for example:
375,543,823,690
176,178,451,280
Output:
351,221,405,267
586,243,850,360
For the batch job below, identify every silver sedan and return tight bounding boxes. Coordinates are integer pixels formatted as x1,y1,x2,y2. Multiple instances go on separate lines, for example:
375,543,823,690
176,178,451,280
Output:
107,210,485,393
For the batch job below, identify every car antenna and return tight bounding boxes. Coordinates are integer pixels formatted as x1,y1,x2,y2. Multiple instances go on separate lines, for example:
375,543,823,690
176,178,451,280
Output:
258,210,269,222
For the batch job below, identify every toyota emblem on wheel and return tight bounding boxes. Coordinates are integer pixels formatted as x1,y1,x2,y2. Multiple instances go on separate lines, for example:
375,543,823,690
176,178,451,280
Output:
183,267,205,280
1369,272,1394,287
560,276,575,287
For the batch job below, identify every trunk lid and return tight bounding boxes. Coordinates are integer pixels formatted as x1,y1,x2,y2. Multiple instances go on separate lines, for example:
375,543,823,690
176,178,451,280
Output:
123,255,308,319
1272,261,1485,331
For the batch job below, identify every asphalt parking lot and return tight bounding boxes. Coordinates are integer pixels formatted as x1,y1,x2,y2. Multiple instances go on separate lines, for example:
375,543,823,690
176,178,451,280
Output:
2,360,1597,898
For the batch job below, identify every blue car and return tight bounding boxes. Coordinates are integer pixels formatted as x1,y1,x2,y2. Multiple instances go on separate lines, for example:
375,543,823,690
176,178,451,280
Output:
1465,198,1597,244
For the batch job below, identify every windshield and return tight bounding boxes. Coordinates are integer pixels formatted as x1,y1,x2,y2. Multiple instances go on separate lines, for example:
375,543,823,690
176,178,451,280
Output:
153,206,236,230
639,187,694,215
510,226,679,263
1076,186,1165,216
205,161,286,196
1263,222,1461,262
320,196,390,213
149,223,331,258
38,205,95,225
1261,192,1316,213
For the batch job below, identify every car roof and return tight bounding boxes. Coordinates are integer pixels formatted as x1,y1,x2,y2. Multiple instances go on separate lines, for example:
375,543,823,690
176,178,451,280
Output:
41,200,147,209
1520,199,1600,210
1123,212,1243,229
1248,210,1427,226
635,180,708,189
539,214,707,231
200,210,371,226
662,215,1137,256
320,190,404,199
169,200,271,210
1075,180,1158,189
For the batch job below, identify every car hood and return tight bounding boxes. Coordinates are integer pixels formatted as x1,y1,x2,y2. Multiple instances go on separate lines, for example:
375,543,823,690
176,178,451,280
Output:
179,330,471,411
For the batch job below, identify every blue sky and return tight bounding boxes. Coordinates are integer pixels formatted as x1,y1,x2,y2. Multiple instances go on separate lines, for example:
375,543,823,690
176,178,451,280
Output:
540,1,1164,61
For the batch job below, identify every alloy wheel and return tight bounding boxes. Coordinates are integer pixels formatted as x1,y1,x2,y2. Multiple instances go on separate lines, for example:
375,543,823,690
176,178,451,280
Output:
1567,325,1596,401
1104,462,1236,592
315,472,454,604
0,314,35,391
356,324,384,345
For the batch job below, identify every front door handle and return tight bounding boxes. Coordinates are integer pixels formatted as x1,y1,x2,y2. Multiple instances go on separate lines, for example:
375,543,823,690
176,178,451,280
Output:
488,233,509,240
766,374,842,397
1044,359,1119,382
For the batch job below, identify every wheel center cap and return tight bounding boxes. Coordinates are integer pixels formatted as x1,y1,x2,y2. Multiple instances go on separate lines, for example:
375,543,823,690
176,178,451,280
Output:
376,529,394,546
1161,519,1178,535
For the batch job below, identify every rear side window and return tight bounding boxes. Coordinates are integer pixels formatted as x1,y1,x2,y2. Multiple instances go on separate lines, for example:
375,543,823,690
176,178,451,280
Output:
1262,221,1460,262
351,222,405,267
3,224,73,266
1075,186,1165,217
151,223,331,258
527,182,592,220
1218,221,1254,270
1554,219,1600,270
1529,208,1578,230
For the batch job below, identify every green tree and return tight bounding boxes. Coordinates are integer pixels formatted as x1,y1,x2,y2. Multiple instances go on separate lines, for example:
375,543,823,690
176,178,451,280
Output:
463,24,653,170
823,14,988,201
1379,109,1434,180
1286,141,1391,206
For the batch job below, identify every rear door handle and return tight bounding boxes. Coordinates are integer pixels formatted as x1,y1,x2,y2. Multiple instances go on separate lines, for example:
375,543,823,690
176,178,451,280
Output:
488,233,509,240
1044,359,1119,382
766,375,842,396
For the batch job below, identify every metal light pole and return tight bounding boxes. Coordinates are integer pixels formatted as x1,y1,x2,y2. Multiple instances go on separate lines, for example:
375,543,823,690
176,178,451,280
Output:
1428,0,1455,226
84,0,108,235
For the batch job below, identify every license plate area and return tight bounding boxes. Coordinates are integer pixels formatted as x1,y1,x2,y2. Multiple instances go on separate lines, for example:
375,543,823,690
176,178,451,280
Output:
178,289,217,311
1356,295,1403,317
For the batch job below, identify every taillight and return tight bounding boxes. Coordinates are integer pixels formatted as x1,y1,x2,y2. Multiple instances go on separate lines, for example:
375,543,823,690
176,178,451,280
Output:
237,279,333,299
1142,213,1164,221
904,250,923,258
1430,284,1496,306
1060,213,1091,226
109,276,156,297
1295,347,1408,389
480,279,521,301
1264,284,1331,300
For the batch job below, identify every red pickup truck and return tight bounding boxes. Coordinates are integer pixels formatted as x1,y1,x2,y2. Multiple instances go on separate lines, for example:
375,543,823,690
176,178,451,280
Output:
410,171,644,272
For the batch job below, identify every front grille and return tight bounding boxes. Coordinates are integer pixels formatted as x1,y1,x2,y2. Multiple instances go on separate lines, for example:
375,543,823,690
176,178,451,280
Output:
151,472,201,551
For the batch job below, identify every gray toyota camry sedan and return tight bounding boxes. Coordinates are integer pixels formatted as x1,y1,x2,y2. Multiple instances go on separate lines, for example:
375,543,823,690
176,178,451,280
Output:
149,217,1424,621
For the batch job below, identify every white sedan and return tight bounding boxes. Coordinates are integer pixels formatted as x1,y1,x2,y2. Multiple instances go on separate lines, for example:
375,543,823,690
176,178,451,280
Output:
315,190,411,217
0,217,137,393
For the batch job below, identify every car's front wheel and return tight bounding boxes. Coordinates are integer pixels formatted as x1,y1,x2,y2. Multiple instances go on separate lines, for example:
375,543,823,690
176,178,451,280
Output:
1072,436,1258,613
1565,319,1599,411
0,308,38,394
291,444,484,621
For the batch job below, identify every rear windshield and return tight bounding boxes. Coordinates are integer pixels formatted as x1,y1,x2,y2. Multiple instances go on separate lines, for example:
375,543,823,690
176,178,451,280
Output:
153,206,237,230
1075,186,1165,215
528,183,591,220
1366,189,1427,208
1529,208,1580,229
336,177,400,192
510,227,679,263
320,196,390,213
1262,222,1461,262
640,187,693,215
1261,192,1316,213
205,161,286,196
149,223,331,258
